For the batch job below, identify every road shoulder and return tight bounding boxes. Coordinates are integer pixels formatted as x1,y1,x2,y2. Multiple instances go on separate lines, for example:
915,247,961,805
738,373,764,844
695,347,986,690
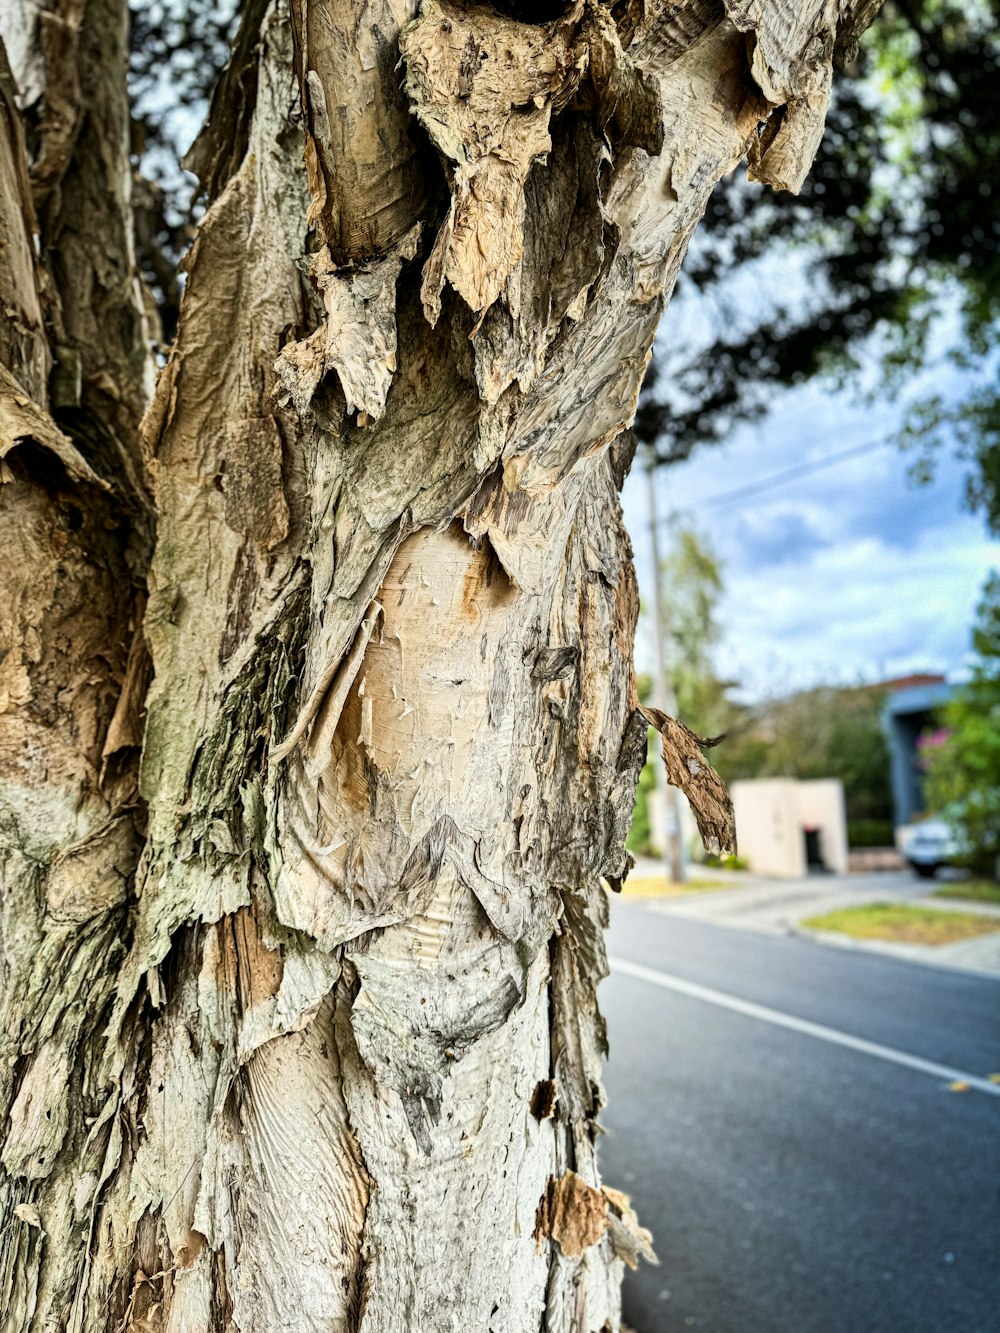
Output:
621,864,1000,978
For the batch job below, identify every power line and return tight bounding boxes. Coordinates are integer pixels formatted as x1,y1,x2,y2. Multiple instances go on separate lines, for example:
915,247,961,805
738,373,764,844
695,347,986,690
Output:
660,434,896,518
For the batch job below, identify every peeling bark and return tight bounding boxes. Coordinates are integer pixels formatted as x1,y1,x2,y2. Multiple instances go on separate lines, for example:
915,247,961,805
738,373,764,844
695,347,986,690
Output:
0,0,882,1328
641,705,735,857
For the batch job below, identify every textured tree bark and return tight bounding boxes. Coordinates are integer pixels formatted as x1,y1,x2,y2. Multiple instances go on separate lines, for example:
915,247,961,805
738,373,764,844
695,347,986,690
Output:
0,1,880,1329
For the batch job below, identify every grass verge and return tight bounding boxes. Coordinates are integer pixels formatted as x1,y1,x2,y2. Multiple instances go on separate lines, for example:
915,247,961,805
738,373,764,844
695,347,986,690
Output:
617,876,743,899
933,880,1000,905
803,902,1000,947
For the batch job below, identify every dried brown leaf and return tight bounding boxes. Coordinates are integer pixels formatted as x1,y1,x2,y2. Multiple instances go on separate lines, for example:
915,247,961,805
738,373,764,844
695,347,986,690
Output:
641,705,736,857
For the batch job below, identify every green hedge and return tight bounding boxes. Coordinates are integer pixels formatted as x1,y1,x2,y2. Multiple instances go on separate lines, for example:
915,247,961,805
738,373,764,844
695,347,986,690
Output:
847,818,895,848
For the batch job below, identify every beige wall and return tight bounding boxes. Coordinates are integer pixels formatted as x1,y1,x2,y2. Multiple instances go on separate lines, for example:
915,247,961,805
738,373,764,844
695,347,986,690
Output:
732,777,848,878
732,779,805,878
796,779,849,875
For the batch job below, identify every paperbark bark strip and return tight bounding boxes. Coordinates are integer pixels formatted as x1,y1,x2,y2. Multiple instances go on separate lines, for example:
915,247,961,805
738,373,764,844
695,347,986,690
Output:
292,0,430,260
0,0,152,1324
0,45,47,400
0,0,883,1328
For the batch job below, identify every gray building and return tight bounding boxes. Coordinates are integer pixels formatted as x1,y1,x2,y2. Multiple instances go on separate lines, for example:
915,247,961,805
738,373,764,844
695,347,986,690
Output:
883,676,954,827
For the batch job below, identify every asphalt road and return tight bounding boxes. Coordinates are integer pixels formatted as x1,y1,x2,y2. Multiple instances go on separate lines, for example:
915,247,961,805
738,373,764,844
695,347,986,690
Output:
599,902,1000,1333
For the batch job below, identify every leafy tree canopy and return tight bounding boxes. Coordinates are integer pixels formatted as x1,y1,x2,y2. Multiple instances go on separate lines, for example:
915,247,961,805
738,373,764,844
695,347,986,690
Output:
925,573,1000,878
636,0,999,530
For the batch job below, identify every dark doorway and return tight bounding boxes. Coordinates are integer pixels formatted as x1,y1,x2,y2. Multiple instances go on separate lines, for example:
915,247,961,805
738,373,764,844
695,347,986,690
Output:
804,826,827,871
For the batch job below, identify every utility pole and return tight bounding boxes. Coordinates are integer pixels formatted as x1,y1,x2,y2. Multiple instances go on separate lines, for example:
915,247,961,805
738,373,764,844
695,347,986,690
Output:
646,458,686,884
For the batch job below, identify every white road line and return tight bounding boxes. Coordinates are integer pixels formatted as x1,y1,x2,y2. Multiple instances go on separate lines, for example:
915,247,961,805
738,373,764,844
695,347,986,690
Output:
608,955,1000,1099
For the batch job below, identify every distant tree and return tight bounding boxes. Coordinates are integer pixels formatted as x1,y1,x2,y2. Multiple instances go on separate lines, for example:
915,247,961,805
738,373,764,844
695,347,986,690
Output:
628,525,739,857
627,521,897,854
661,524,735,738
629,513,894,839
715,684,894,839
626,756,656,857
925,574,1000,879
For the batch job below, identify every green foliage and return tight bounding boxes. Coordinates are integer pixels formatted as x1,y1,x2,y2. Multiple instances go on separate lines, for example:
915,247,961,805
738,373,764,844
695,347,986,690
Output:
714,684,893,825
703,853,749,871
898,385,1000,536
847,818,895,848
925,573,1000,879
661,524,734,737
803,901,1000,945
933,880,1000,905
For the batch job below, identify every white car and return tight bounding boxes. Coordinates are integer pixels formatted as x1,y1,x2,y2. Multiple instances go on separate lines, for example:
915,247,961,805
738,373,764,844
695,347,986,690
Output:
903,819,961,879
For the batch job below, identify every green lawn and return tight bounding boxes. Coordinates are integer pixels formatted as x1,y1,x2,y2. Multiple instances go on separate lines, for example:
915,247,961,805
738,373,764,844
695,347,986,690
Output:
933,880,1000,905
803,902,1000,947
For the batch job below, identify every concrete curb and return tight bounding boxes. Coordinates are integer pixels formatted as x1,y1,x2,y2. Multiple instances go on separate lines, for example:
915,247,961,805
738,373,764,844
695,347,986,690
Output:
789,924,1000,981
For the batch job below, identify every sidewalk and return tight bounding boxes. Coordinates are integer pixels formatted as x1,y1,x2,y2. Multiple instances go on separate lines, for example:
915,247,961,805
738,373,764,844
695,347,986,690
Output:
623,858,1000,978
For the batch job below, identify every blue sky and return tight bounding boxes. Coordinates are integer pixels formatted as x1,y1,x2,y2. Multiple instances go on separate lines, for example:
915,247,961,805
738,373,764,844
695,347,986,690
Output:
622,365,997,703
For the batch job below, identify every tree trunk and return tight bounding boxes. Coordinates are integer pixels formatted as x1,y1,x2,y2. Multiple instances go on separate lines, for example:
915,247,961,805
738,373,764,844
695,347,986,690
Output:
0,1,879,1329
